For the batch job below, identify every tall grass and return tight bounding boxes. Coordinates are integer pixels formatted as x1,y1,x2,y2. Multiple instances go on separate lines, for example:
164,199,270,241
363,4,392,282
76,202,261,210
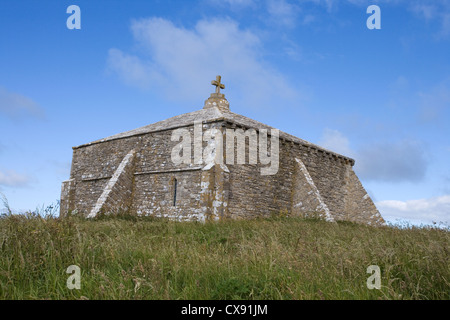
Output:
0,192,12,216
0,211,448,300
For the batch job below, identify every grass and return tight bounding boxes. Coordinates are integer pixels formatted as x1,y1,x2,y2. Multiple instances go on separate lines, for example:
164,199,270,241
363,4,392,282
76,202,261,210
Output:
0,209,448,300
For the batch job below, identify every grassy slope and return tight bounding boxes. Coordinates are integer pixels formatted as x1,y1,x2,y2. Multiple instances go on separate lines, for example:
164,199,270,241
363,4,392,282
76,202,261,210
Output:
0,214,448,300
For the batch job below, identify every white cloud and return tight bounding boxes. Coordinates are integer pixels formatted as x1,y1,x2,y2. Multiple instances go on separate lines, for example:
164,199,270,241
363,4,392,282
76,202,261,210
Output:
266,0,300,27
412,3,436,21
0,86,43,120
107,17,298,109
51,161,72,180
209,0,256,8
410,0,450,38
305,0,370,12
444,175,450,194
318,128,354,156
302,14,316,25
225,0,253,4
309,0,336,12
387,76,450,126
319,129,428,183
417,79,450,123
318,131,447,227
107,49,158,90
377,195,450,226
355,140,428,182
306,0,450,34
0,169,32,188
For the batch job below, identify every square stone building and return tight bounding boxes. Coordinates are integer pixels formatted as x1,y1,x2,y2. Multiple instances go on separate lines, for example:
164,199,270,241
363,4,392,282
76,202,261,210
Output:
60,76,384,225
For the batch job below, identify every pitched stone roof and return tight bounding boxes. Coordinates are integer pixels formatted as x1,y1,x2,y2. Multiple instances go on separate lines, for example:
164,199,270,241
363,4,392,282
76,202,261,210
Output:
73,106,355,165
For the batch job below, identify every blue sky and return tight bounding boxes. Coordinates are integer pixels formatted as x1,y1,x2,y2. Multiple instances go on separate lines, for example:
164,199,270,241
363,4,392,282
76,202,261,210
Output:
0,0,449,226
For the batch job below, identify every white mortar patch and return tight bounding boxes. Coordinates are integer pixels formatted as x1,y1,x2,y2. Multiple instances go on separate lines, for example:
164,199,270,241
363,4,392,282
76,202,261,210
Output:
87,149,136,218
295,158,334,222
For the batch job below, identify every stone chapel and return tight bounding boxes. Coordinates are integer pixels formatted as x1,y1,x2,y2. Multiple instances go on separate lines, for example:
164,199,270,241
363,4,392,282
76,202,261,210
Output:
60,76,385,225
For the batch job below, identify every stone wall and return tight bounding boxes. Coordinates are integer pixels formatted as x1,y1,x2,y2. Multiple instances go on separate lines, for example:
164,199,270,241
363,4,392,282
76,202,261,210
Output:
133,170,205,221
292,143,350,221
291,158,333,221
60,179,75,215
61,119,384,225
88,150,136,217
225,139,293,219
219,121,382,224
63,122,223,221
343,167,384,225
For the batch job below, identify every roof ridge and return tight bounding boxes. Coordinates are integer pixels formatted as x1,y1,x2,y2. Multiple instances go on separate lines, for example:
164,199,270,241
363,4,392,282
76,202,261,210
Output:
72,107,354,165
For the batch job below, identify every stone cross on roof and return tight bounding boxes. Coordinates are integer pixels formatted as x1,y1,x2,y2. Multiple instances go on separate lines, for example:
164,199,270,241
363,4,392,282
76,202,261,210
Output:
211,75,225,94
204,75,229,112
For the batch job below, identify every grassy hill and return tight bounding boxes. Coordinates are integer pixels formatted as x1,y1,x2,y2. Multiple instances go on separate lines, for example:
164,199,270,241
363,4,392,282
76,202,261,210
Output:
0,212,448,300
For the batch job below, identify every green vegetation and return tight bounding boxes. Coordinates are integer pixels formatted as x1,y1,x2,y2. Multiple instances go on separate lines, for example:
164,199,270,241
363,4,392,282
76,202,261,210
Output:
0,209,448,300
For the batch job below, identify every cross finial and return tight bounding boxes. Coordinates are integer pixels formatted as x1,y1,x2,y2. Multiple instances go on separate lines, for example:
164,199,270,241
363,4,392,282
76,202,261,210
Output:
211,75,225,94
